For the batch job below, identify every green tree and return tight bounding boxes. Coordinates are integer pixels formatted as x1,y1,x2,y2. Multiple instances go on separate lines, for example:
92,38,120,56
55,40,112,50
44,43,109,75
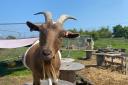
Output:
123,26,128,39
90,31,99,40
6,35,16,39
98,27,112,38
68,28,78,33
79,29,83,34
79,28,87,35
113,25,123,37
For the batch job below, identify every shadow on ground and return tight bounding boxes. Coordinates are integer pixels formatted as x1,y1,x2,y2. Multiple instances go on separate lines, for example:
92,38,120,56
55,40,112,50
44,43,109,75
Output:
0,60,26,77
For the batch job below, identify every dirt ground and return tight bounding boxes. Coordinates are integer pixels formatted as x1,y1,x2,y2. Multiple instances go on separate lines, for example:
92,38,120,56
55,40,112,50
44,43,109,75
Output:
77,56,128,85
0,75,32,85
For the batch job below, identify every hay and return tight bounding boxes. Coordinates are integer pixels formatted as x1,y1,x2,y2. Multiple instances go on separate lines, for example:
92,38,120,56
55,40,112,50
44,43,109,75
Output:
78,67,128,85
77,56,128,85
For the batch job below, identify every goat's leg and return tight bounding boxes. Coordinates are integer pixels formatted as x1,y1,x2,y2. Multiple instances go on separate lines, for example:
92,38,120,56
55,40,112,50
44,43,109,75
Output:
48,78,52,85
33,73,40,85
52,71,60,85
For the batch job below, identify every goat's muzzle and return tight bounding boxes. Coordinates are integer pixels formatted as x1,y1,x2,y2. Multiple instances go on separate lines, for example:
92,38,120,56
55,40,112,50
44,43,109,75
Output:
41,49,52,61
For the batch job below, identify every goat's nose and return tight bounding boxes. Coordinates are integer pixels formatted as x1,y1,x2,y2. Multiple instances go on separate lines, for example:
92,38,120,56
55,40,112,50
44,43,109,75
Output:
42,49,51,56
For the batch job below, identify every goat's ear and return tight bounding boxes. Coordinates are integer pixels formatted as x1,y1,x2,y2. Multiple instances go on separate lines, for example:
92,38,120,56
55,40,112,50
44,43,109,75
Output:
26,21,40,31
61,31,79,38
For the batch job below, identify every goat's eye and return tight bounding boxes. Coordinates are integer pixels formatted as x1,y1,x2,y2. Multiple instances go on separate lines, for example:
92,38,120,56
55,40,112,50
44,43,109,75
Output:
44,30,48,34
58,33,62,38
41,29,48,35
59,31,65,38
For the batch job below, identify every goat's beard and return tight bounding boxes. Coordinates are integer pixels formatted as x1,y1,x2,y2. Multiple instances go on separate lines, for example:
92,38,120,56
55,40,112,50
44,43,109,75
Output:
41,59,57,80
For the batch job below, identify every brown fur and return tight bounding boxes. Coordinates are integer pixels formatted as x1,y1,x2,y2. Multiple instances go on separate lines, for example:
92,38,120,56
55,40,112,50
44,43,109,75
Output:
25,43,60,84
25,22,62,85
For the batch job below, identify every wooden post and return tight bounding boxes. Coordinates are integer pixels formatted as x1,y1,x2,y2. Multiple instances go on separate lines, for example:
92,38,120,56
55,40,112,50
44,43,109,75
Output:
83,50,97,60
60,62,84,84
60,70,76,84
96,55,105,66
86,51,92,59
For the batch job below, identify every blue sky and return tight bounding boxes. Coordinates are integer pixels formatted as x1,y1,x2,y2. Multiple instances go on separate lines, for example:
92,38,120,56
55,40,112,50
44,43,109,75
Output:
0,0,128,37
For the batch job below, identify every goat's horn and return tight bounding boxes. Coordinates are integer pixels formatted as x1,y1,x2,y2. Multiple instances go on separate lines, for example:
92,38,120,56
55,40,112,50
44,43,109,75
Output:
57,15,77,24
34,11,52,22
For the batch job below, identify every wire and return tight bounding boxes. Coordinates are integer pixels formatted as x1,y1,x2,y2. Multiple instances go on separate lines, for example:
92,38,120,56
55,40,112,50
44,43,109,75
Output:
0,29,21,37
0,22,42,25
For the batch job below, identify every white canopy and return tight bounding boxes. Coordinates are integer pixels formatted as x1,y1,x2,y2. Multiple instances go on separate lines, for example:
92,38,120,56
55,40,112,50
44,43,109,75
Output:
0,38,38,48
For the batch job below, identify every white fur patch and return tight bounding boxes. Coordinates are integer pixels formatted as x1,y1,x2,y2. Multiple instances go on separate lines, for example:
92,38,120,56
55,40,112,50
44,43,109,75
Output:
41,78,57,85
23,40,39,69
53,21,56,24
52,79,58,83
48,78,52,85
58,50,61,60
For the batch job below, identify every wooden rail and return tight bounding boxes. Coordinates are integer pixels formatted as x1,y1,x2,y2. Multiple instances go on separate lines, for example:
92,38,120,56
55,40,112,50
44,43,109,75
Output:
93,52,127,74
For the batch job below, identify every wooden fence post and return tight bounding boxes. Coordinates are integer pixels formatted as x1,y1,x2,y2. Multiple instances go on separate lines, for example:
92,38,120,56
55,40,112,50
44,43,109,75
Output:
96,55,105,66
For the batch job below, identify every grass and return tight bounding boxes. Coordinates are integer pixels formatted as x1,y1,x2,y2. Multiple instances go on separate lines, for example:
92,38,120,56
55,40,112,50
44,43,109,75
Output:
0,47,27,62
95,38,128,52
61,50,85,59
7,68,31,77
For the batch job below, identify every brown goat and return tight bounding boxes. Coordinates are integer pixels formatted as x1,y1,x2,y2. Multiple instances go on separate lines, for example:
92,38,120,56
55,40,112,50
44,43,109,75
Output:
23,11,79,85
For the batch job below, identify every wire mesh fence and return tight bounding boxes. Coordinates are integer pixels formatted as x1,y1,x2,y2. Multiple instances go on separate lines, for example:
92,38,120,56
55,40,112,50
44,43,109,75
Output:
62,35,91,50
0,23,39,39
